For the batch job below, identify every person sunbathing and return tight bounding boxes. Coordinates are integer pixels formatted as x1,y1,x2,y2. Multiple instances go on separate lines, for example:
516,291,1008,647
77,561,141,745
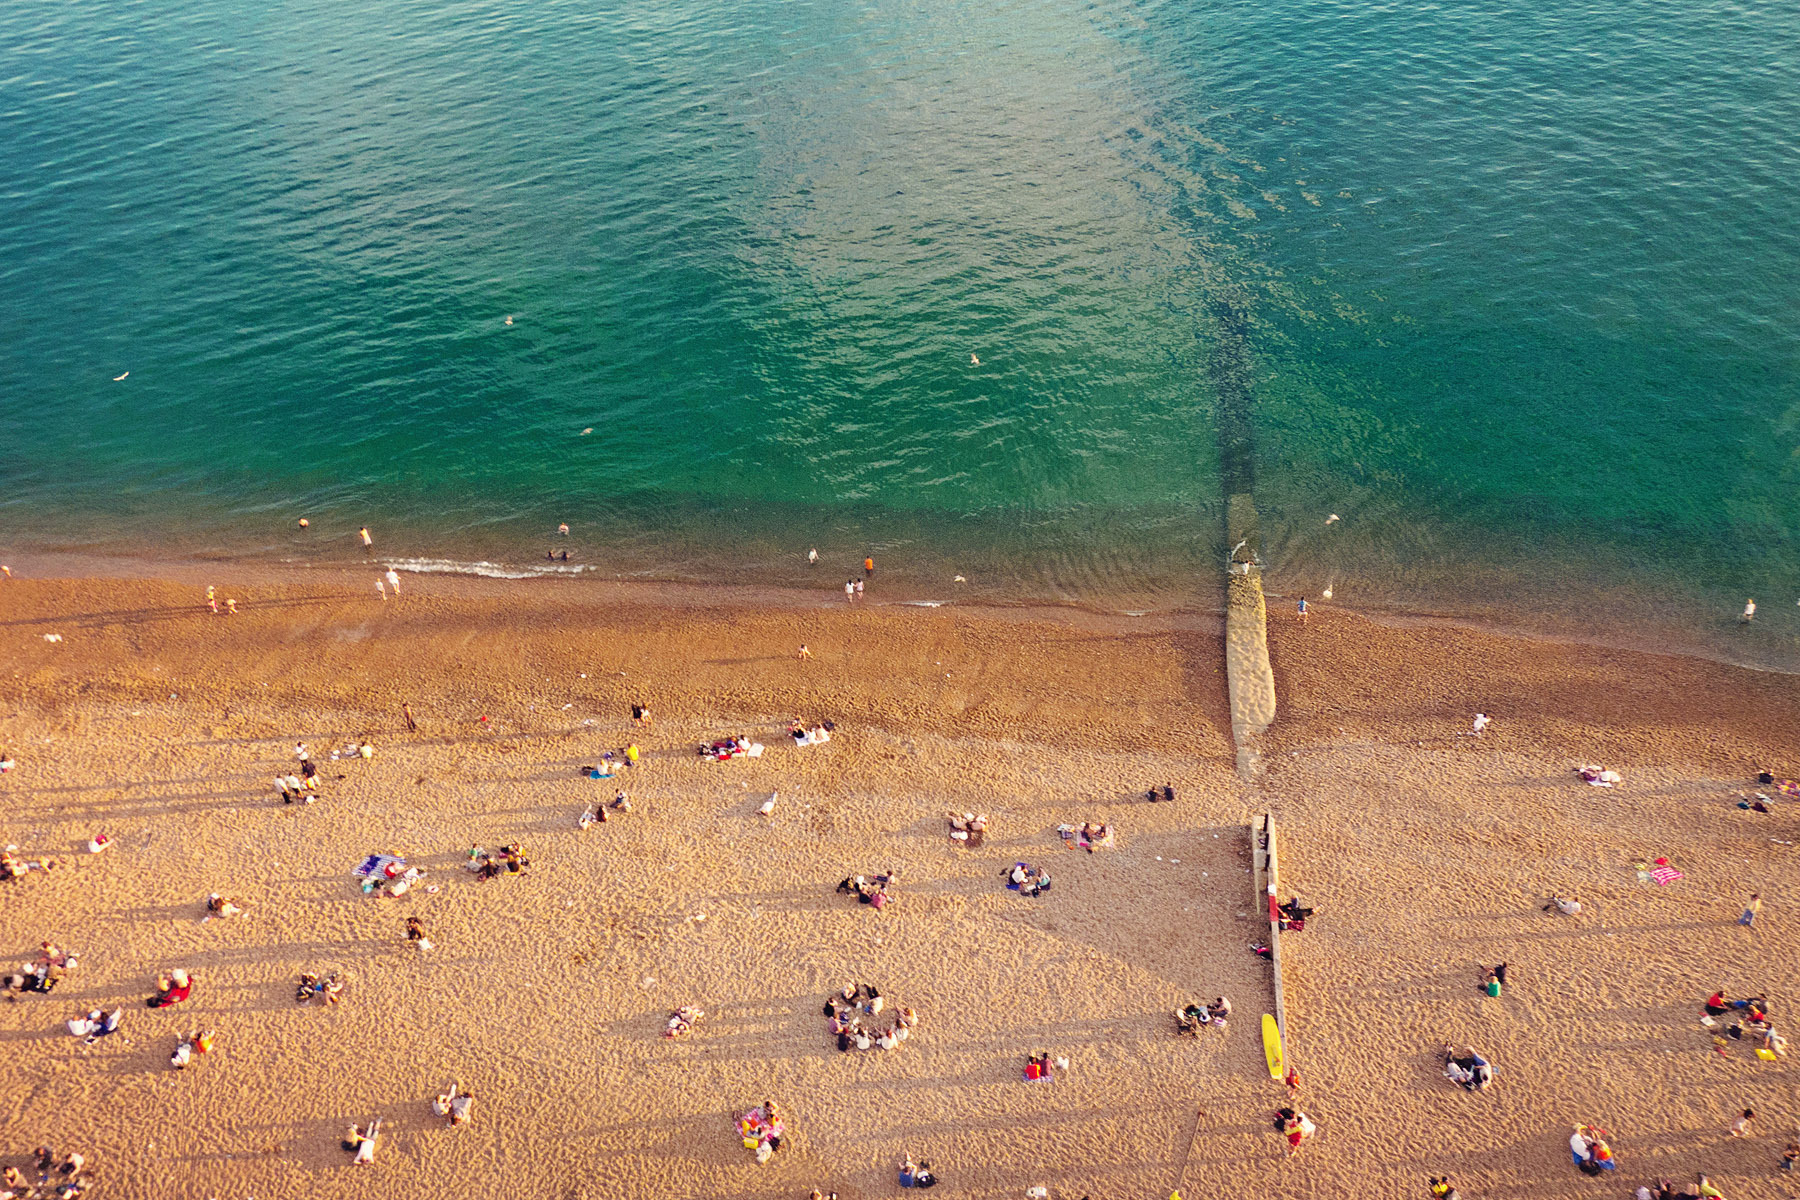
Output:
206,894,242,917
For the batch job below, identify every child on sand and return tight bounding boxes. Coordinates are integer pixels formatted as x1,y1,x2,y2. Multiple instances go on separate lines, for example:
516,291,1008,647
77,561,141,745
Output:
1729,1108,1755,1136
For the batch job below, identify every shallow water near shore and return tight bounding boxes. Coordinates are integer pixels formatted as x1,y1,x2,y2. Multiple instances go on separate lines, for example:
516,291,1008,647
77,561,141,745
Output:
2,0,1797,666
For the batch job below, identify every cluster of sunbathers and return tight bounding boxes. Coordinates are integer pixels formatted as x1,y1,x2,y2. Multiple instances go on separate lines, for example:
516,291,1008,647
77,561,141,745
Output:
946,812,988,846
578,791,632,828
1006,862,1051,897
699,737,760,760
1442,1043,1493,1090
823,984,916,1052
296,969,345,1006
788,719,834,747
4,940,73,997
1058,822,1114,853
835,871,896,910
663,1006,704,1039
1174,997,1231,1035
1703,990,1785,1055
466,843,528,880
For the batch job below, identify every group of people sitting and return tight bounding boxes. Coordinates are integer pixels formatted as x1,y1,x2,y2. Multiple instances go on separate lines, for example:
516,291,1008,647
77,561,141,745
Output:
4,1148,89,1199
736,1101,785,1164
146,969,192,1009
578,791,632,828
169,1029,217,1069
431,1087,475,1126
1174,997,1231,1035
357,855,424,897
663,1006,704,1039
1022,1051,1063,1081
1057,822,1114,853
699,736,760,760
343,1120,380,1165
1575,764,1623,787
1273,1107,1317,1155
4,940,73,997
835,871,897,910
1276,897,1314,932
1144,783,1176,804
946,812,988,847
1704,989,1785,1056
788,719,834,747
296,970,346,1006
467,843,528,880
1006,862,1051,897
1442,1044,1493,1090
1569,1124,1616,1174
65,1009,122,1046
0,848,52,882
205,893,244,919
823,984,917,1052
897,1155,940,1188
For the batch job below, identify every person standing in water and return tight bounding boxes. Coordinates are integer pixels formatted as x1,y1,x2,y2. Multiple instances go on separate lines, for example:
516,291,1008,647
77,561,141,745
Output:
360,527,373,549
808,549,819,565
864,556,875,579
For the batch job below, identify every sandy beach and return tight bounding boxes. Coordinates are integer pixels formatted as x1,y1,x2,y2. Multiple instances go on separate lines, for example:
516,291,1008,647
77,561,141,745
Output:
2,567,1797,1199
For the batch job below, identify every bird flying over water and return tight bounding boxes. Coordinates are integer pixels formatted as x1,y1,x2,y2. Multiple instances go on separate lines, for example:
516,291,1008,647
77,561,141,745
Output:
970,353,980,366
112,371,129,381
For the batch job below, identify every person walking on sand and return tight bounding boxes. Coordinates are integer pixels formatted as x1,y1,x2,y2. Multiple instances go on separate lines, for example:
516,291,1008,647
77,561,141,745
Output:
376,579,386,601
385,568,401,597
1739,893,1762,927
403,702,417,733
1471,713,1490,736
224,598,237,614
205,585,218,614
360,526,373,548
1296,597,1308,622
798,644,812,660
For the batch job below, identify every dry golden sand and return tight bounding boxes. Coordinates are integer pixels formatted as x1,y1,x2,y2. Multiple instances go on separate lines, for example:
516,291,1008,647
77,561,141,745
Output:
0,571,1797,1199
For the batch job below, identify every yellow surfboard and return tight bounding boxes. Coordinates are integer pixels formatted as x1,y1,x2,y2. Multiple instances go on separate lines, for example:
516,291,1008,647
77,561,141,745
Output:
1262,1014,1284,1079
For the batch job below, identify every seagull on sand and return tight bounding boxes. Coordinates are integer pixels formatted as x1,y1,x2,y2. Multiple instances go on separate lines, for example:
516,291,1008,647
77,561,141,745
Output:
112,371,129,381
758,792,778,816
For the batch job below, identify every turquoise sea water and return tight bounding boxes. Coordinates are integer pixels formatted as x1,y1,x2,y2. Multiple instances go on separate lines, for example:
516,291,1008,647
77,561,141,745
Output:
3,0,1798,661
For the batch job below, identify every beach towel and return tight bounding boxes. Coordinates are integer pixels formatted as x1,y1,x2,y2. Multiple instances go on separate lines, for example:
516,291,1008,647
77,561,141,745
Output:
354,854,404,879
1650,865,1683,886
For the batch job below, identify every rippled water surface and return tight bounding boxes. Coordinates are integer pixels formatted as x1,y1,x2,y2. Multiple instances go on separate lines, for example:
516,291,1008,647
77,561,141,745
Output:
3,0,1797,660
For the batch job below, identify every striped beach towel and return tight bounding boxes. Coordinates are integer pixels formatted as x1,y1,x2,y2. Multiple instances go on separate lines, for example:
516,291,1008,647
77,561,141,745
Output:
1651,865,1684,886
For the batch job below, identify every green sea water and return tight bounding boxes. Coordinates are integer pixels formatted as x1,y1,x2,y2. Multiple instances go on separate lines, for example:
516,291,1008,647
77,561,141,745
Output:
3,0,1797,662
